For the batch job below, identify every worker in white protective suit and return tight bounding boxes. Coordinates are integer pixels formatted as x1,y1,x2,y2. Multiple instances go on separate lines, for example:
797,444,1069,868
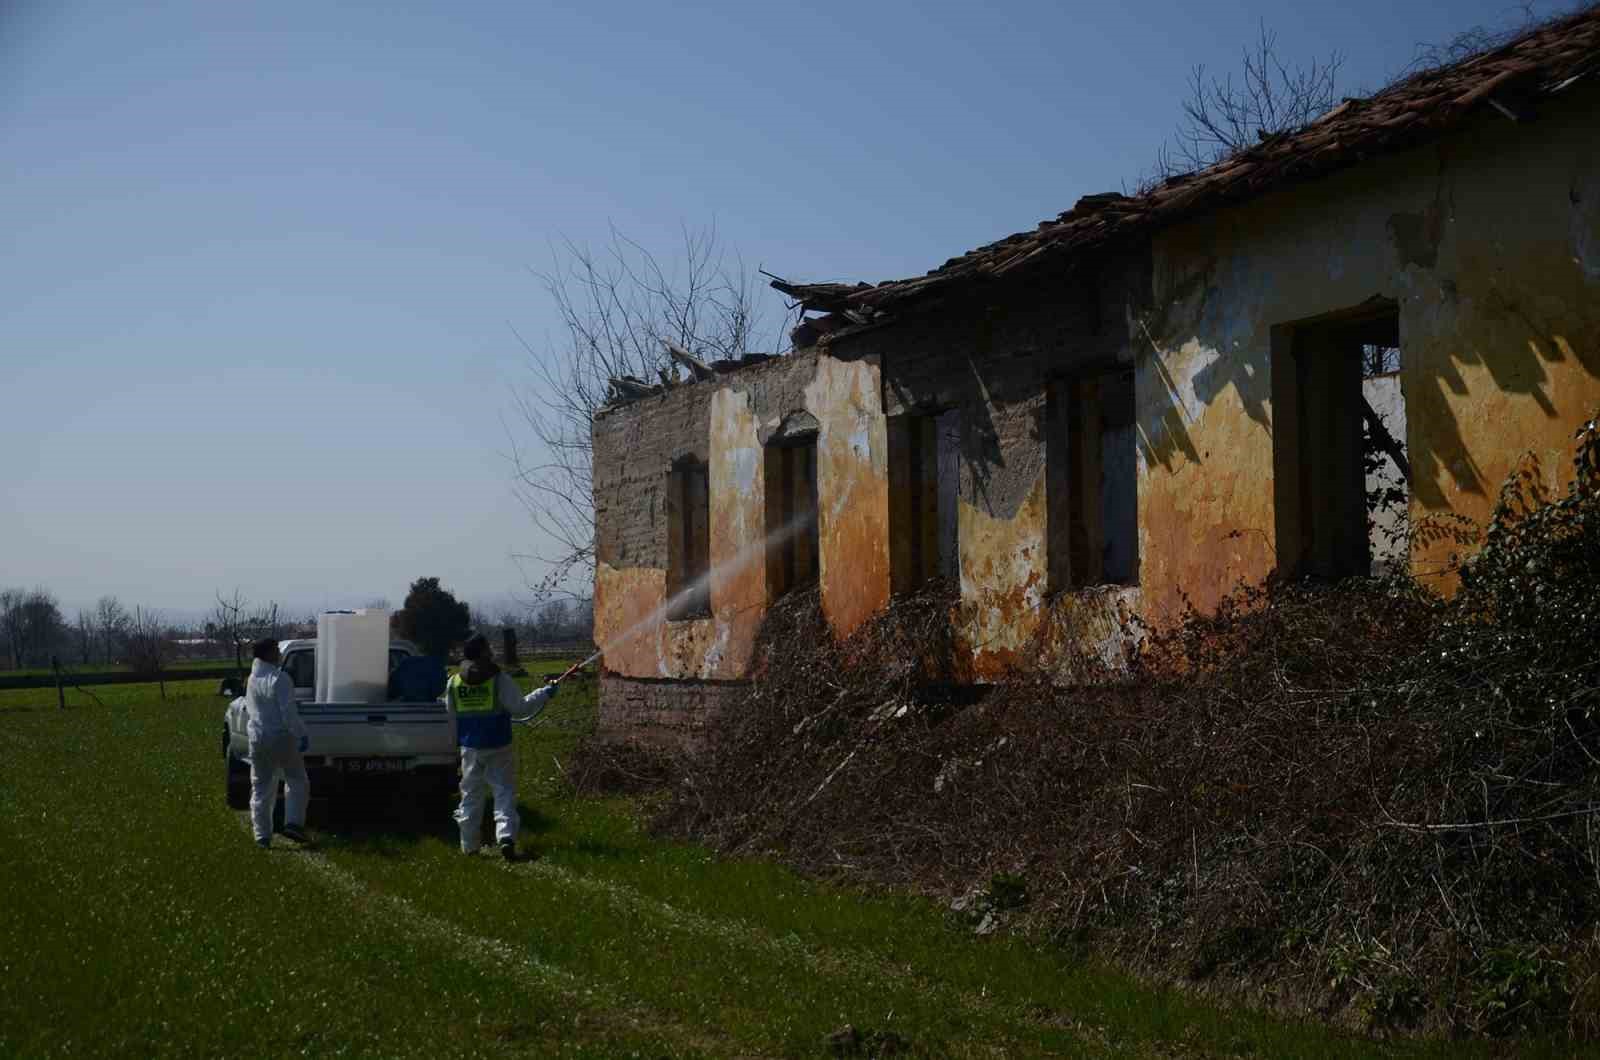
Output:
243,637,311,848
445,632,558,861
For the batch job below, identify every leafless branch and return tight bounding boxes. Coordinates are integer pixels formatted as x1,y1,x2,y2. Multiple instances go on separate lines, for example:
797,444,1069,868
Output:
508,223,794,600
1140,20,1343,188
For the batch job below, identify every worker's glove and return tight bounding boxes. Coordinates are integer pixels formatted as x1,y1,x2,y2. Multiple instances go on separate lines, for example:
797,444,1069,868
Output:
298,734,310,753
545,680,559,699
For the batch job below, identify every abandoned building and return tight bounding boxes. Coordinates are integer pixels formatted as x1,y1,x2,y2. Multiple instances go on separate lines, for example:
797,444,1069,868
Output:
591,11,1600,745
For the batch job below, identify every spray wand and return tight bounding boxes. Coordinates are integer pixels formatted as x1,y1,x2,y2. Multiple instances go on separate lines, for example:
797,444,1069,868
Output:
512,653,598,725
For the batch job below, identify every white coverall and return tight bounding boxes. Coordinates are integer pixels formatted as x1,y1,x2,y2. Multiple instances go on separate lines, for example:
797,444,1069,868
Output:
451,676,556,854
244,656,309,843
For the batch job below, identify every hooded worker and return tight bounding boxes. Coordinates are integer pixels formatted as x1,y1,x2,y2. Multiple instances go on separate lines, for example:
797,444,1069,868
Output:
244,636,310,848
445,632,558,859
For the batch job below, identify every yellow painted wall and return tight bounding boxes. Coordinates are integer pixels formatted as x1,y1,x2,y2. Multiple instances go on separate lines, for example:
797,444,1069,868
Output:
1142,93,1600,619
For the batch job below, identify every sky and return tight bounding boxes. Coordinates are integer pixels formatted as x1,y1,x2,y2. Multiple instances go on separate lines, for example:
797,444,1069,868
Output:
0,0,1567,622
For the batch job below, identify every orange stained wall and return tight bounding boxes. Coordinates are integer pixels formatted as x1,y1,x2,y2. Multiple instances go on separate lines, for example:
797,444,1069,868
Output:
593,352,892,681
1139,91,1600,620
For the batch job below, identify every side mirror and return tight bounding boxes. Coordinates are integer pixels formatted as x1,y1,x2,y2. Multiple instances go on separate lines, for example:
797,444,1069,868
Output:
218,676,245,699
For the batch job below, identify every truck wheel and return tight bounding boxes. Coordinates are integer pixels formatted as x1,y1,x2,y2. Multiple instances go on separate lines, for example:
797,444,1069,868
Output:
224,727,250,810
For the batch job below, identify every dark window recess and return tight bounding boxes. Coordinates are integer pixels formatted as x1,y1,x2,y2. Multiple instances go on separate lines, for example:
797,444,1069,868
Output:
1046,372,1139,591
666,457,711,620
1273,305,1410,579
888,410,959,594
765,431,820,600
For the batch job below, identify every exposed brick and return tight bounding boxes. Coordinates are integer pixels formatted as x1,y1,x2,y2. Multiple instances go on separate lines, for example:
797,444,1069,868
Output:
595,673,748,753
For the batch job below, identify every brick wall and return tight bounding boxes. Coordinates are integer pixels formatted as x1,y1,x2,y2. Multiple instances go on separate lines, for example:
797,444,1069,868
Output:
595,673,749,751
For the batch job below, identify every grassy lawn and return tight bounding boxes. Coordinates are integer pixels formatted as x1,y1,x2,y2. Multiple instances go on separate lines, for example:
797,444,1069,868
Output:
0,672,1568,1057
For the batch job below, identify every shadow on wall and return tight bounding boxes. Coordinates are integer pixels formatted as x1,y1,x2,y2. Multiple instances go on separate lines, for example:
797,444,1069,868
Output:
1403,279,1600,508
1133,254,1272,477
1134,241,1600,516
957,353,1012,520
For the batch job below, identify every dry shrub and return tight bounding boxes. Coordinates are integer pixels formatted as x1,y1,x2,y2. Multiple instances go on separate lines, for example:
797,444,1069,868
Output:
565,738,681,797
584,411,1600,1038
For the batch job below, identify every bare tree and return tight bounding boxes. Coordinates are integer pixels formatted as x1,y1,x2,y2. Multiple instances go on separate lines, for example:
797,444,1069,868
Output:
75,609,93,666
210,589,289,671
531,598,571,645
210,589,251,671
0,589,25,670
1147,20,1344,183
509,223,792,599
94,595,128,665
125,605,169,699
1406,1,1540,73
0,587,67,668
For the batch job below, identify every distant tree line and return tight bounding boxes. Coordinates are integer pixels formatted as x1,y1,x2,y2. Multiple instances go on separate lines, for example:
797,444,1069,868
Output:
0,581,595,673
0,588,175,674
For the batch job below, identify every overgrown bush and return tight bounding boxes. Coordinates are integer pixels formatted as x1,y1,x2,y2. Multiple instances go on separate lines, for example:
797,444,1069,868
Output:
577,411,1600,1039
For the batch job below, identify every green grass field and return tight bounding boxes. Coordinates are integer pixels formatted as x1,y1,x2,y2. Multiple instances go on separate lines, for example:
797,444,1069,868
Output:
0,672,1568,1057
2,658,239,678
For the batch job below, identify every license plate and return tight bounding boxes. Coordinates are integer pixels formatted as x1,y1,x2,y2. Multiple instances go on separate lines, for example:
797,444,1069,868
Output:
337,757,412,774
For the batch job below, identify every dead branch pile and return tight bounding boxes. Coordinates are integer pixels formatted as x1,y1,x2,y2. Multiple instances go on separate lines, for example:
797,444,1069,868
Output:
577,412,1600,1038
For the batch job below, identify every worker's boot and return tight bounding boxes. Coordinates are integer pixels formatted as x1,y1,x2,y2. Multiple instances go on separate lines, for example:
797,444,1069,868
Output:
500,838,516,862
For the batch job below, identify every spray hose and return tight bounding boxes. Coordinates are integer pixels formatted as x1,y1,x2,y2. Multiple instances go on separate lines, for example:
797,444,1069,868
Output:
511,658,594,725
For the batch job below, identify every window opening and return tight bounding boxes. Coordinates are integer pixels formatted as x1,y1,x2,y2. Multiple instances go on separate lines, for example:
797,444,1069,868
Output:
888,409,960,593
1046,371,1139,591
765,430,820,600
666,456,711,620
1274,306,1408,579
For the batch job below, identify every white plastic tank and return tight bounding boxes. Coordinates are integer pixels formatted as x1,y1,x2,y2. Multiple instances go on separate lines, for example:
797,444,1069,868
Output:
315,609,390,703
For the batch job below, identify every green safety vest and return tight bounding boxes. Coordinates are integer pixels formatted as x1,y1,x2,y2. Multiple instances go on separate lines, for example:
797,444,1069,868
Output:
447,671,512,748
446,673,497,715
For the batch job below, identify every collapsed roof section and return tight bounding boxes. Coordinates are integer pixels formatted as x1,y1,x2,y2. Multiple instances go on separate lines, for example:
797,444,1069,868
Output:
772,7,1600,340
604,344,776,408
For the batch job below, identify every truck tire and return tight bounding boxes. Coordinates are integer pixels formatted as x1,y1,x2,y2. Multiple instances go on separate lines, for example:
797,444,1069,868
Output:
224,727,250,810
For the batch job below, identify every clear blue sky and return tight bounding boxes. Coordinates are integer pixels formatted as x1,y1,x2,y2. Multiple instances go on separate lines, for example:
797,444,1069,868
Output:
0,0,1560,621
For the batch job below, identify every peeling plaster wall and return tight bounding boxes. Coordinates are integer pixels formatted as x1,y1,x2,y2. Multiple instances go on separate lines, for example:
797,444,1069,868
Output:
592,89,1600,725
805,355,892,640
592,349,893,697
832,255,1148,677
1142,89,1600,617
592,378,721,682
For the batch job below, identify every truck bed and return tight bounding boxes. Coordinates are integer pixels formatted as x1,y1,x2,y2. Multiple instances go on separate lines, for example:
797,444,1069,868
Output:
224,696,457,802
298,701,454,759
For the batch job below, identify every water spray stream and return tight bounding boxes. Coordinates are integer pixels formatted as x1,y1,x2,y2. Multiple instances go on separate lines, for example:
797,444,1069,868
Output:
576,511,816,677
517,513,815,728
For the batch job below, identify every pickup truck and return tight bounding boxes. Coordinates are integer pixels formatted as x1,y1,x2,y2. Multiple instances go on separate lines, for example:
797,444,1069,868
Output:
222,638,457,809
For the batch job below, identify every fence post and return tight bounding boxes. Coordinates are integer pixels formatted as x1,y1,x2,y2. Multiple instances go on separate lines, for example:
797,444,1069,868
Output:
52,655,64,710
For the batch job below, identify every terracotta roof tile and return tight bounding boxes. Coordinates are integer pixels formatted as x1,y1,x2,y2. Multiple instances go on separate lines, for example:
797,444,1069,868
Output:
773,8,1600,324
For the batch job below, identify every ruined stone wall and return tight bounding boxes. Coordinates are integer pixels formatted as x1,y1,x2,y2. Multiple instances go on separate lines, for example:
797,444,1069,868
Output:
831,253,1148,678
1142,86,1600,619
592,88,1600,730
594,673,750,751
592,349,892,701
593,383,715,571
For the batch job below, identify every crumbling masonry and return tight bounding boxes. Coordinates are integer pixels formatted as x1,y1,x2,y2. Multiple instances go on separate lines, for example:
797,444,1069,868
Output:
591,12,1600,746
